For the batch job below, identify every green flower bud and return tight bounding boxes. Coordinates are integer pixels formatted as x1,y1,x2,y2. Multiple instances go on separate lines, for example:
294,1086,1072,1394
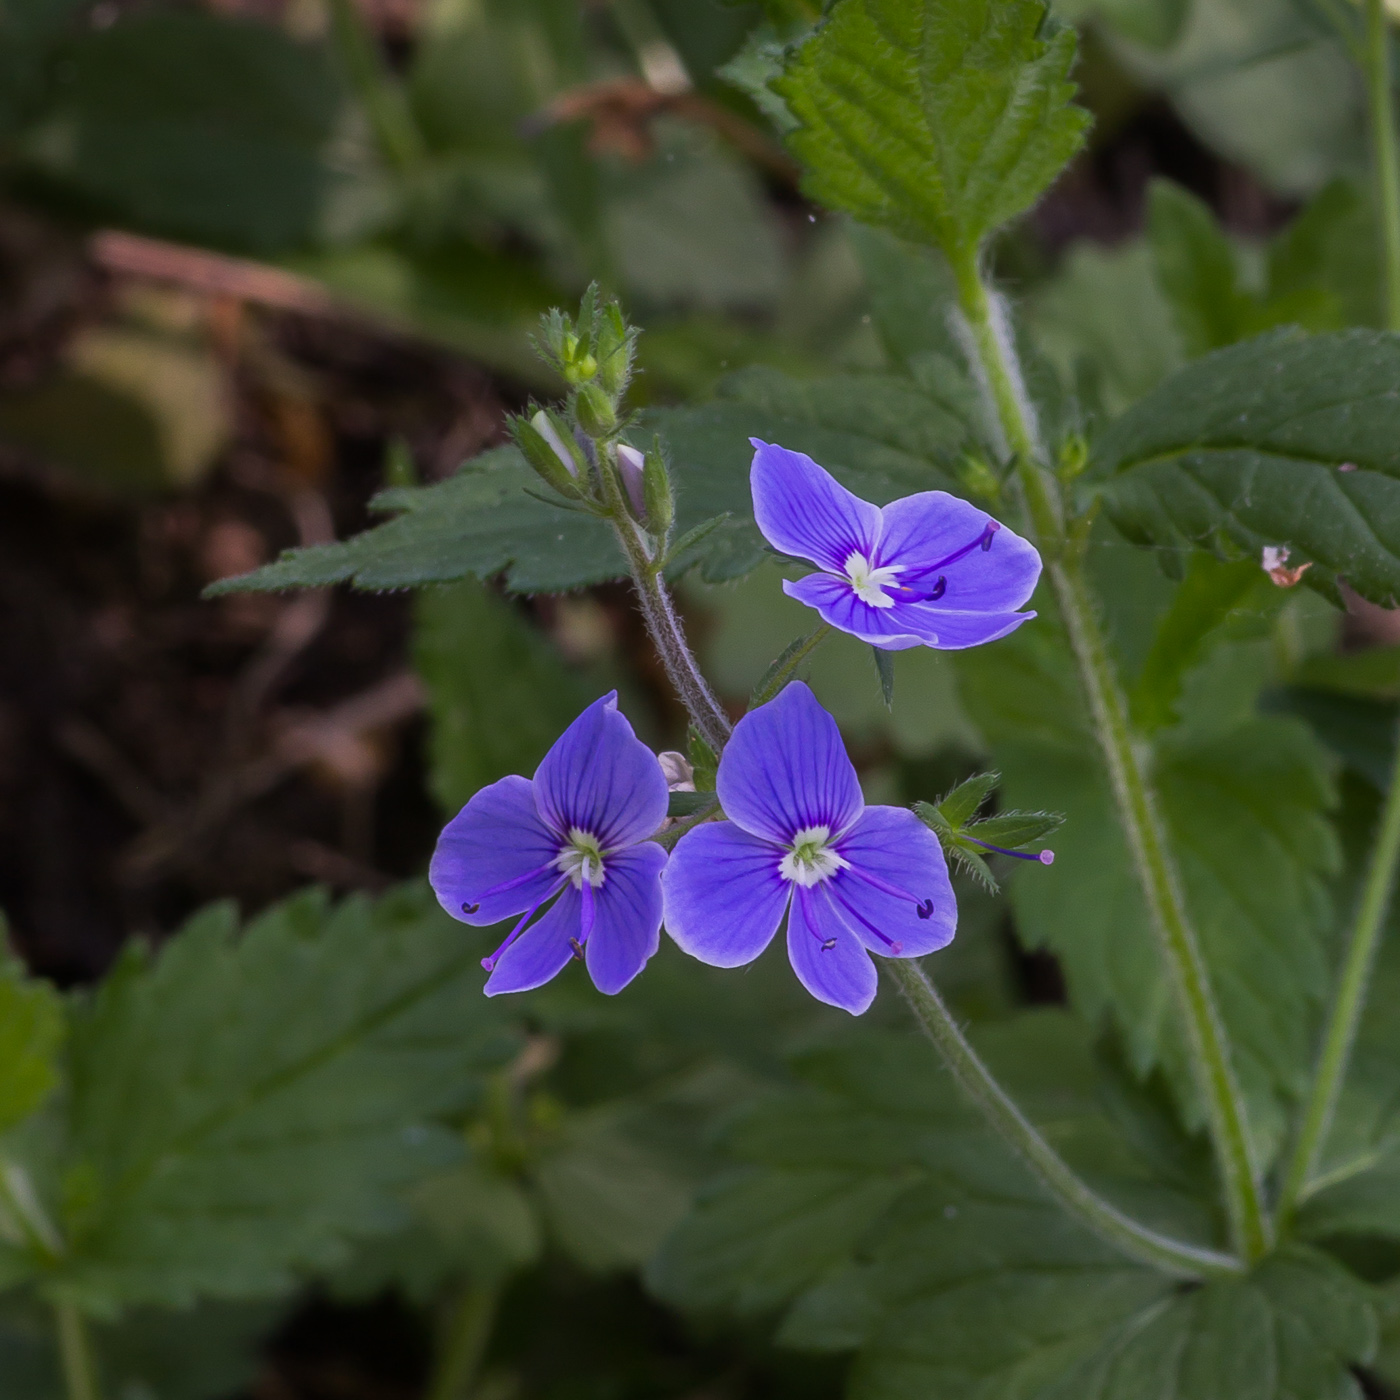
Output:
643,445,673,535
513,410,583,498
575,382,618,438
1057,432,1089,482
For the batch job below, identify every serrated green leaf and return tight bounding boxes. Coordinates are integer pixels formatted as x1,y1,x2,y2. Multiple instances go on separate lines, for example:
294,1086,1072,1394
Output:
1094,329,1400,607
933,770,1000,828
0,945,62,1136
1130,554,1275,733
654,1016,1371,1398
209,364,971,597
205,447,625,597
413,581,596,813
1293,645,1400,700
1148,179,1258,356
776,0,1091,264
955,617,1340,1164
42,884,516,1310
965,809,1064,846
667,791,714,818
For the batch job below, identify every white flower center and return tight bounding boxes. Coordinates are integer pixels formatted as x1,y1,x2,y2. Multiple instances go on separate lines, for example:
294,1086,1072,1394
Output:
555,828,606,888
779,825,850,887
843,551,901,608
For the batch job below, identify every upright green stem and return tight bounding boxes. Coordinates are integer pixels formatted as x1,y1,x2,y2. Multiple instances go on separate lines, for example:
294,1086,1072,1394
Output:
1279,721,1400,1225
610,507,732,755
886,960,1242,1277
426,1283,499,1400
953,254,1271,1262
1365,0,1400,331
54,1302,100,1400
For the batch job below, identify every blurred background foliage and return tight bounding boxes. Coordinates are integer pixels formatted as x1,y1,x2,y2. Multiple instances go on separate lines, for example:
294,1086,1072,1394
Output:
0,0,1398,1395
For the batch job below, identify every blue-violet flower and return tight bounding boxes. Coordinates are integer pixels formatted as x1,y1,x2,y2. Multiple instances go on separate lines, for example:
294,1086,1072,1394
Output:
661,682,955,1015
430,693,668,997
751,438,1041,650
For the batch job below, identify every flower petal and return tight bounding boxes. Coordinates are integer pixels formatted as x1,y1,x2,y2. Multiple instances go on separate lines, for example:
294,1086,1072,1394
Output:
484,886,580,996
897,607,1037,650
430,775,562,925
750,439,881,574
585,843,667,994
662,822,790,967
877,492,1041,613
783,574,931,650
787,887,877,1015
717,681,864,843
831,806,956,957
534,692,669,849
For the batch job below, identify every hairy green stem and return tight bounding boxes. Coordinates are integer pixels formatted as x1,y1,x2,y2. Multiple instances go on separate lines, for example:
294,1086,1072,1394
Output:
611,510,731,754
426,1283,498,1400
55,1302,100,1400
1365,0,1400,331
953,253,1271,1262
1279,720,1400,1225
887,960,1242,1277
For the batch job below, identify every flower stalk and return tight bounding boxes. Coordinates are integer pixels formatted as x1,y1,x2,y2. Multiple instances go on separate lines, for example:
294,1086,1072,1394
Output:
886,958,1242,1277
607,481,732,756
427,1282,499,1400
1365,0,1400,332
952,252,1272,1263
55,1301,101,1400
1279,719,1400,1225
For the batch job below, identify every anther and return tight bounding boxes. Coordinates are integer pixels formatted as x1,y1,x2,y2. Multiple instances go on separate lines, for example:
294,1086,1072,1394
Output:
965,836,1055,865
928,577,946,600
462,901,480,914
917,898,934,919
569,938,586,960
980,521,999,551
820,938,837,952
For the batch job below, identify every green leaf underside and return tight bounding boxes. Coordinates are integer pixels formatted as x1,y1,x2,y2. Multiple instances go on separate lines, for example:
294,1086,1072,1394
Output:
651,1016,1374,1398
206,368,969,597
48,884,515,1310
1095,329,1400,606
955,619,1339,1164
776,0,1091,263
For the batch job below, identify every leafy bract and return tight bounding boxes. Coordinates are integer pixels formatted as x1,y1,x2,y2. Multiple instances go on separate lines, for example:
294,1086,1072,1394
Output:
775,0,1091,265
1095,330,1400,606
44,884,516,1310
208,368,970,597
652,1015,1374,1397
955,612,1340,1164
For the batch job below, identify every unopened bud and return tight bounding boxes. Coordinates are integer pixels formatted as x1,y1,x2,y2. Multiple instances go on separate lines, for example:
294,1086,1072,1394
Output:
1057,432,1089,482
643,446,673,534
514,410,582,498
616,443,647,519
596,303,635,398
576,382,617,437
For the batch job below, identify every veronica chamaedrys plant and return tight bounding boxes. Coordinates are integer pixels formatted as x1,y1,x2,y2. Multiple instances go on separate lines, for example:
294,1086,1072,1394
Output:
429,692,668,995
751,438,1041,649
662,682,956,1014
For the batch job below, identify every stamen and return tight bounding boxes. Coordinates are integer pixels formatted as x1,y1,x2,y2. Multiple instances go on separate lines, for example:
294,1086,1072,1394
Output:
896,521,1001,601
470,859,560,907
963,836,1055,865
828,884,903,954
481,874,568,972
842,862,933,915
796,888,838,952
